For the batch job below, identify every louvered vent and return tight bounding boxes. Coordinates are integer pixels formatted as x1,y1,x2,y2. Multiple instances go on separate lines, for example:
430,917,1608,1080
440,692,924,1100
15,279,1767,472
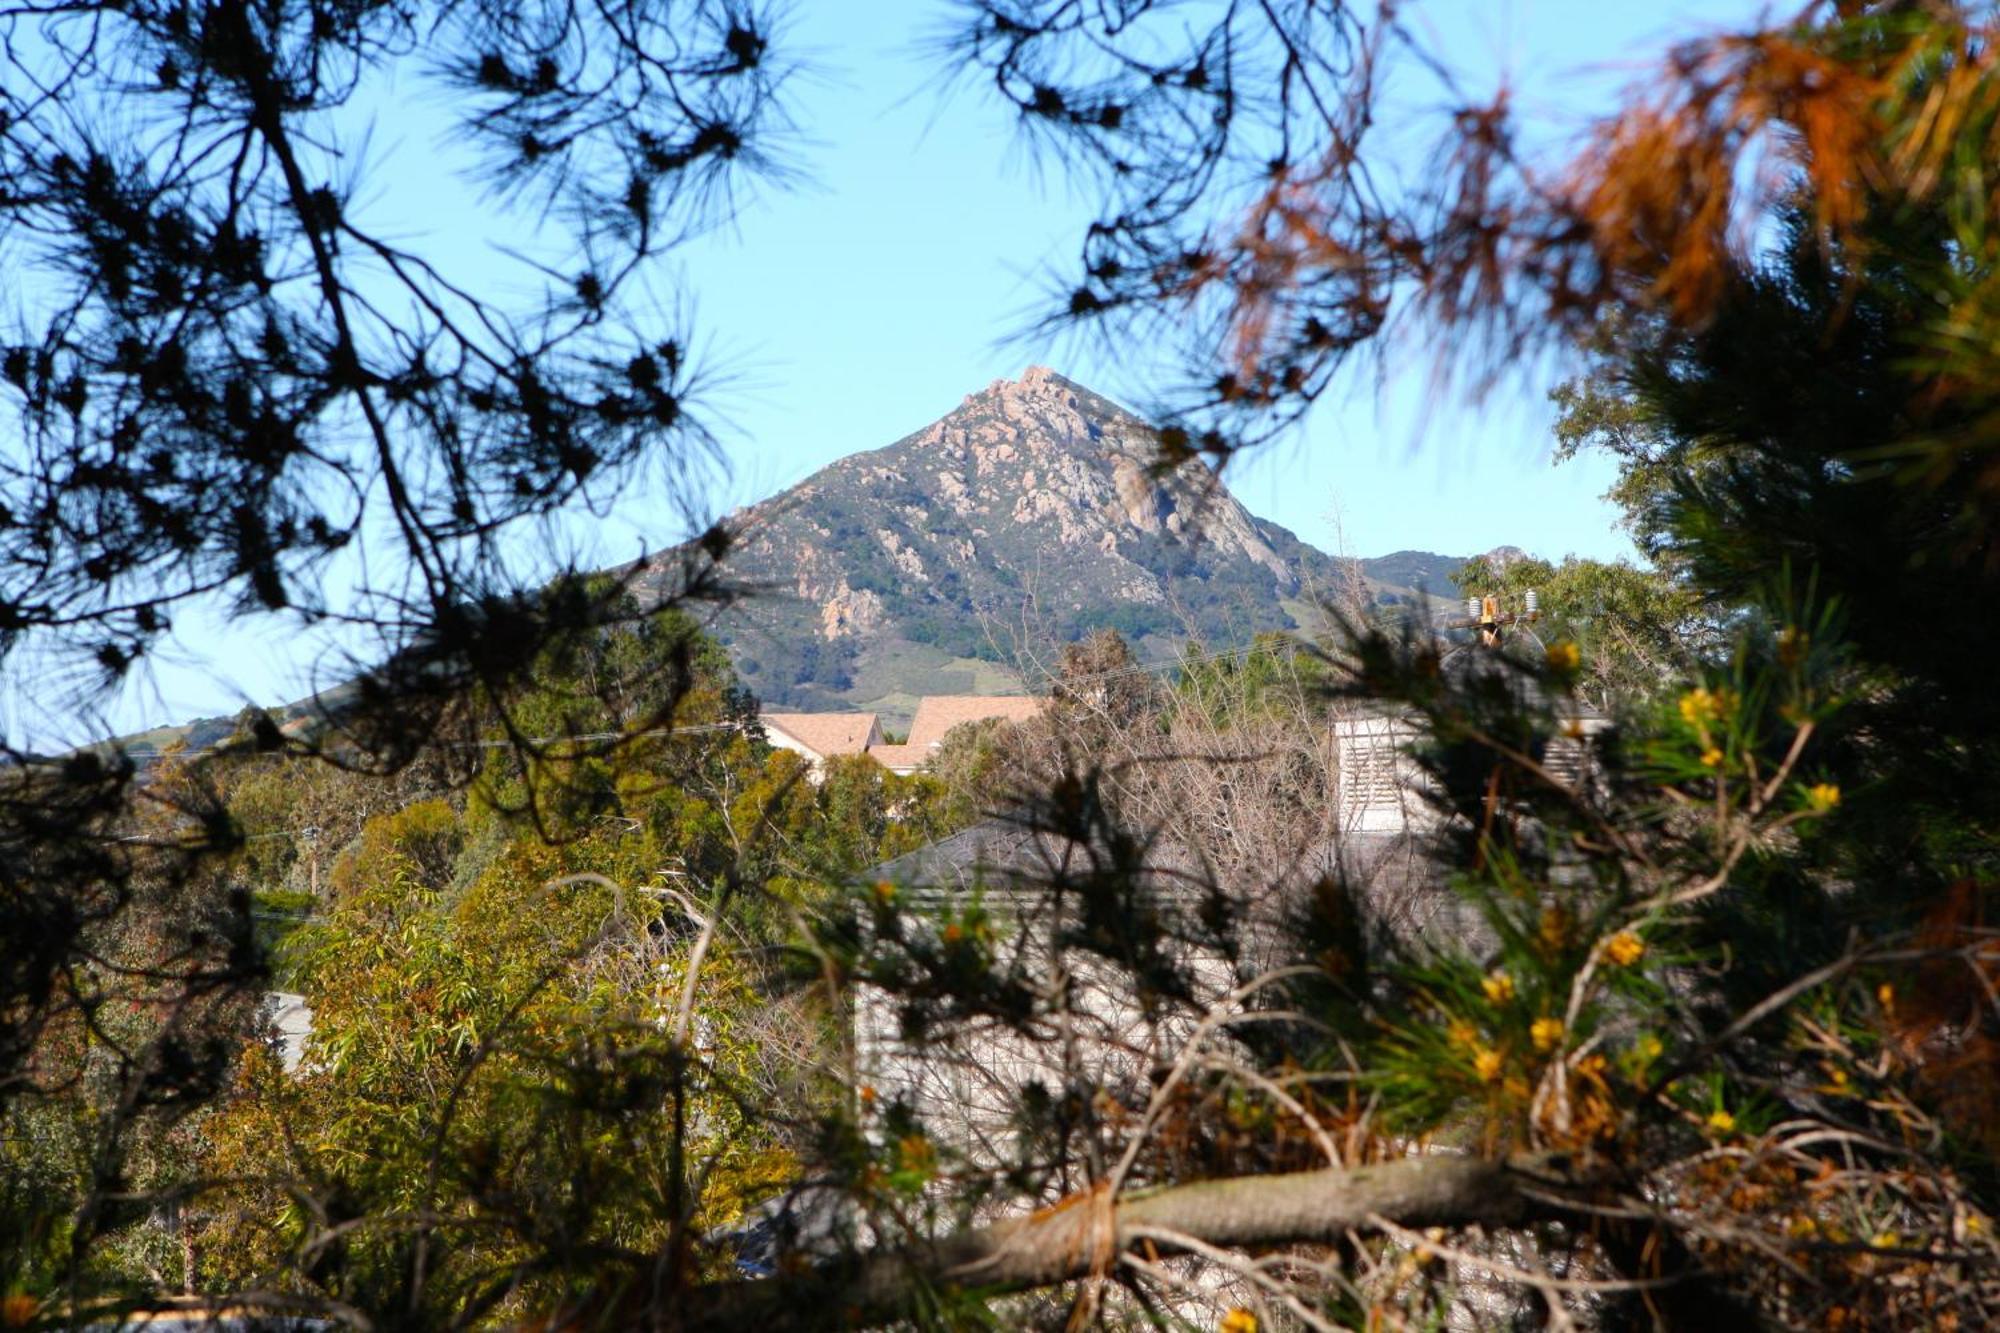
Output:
1336,724,1417,832
1543,735,1592,788
1341,740,1401,810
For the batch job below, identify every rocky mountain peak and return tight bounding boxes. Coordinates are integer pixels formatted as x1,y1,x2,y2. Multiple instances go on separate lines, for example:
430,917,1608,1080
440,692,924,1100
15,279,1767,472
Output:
966,363,1092,410
929,365,1149,466
893,367,1262,552
651,369,1354,720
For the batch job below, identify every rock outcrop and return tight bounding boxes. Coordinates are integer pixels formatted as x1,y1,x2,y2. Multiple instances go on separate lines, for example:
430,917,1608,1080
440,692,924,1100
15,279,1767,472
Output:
643,368,1428,721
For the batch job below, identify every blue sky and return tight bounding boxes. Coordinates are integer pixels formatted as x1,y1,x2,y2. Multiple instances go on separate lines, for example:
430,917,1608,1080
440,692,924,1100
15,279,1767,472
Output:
645,0,1763,559
19,0,1769,744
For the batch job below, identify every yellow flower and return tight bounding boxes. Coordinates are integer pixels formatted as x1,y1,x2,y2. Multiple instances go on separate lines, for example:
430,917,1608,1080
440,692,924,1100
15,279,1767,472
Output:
1473,1047,1505,1083
1546,640,1581,673
1700,746,1724,768
1538,906,1571,951
1805,782,1841,812
1481,970,1515,1004
1635,1033,1664,1063
1531,1017,1564,1052
1877,982,1896,1015
1604,931,1646,967
1706,1108,1737,1135
1964,1212,1988,1238
1578,1053,1609,1078
1678,685,1738,734
1871,1231,1900,1251
1446,1020,1479,1049
1220,1310,1259,1333
872,879,897,904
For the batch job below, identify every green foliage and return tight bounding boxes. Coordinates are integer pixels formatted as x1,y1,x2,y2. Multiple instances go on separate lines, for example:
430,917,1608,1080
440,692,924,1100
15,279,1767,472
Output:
1174,631,1334,724
1348,608,1847,1150
1452,552,1716,709
27,6,2000,1329
198,814,797,1316
189,611,988,1311
0,594,997,1315
897,612,996,660
1556,203,2000,901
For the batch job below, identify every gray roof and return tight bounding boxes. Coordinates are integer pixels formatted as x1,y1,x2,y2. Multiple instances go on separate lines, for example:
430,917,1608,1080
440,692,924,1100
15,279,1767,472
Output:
869,818,1198,905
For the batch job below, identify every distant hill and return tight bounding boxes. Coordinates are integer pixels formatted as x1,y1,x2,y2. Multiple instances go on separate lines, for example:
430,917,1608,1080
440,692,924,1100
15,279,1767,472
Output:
1357,550,1472,601
641,368,1471,725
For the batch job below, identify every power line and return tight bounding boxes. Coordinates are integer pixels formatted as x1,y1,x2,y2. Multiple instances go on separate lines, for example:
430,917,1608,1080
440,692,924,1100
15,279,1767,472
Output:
93,719,746,768
89,633,1334,851
91,638,1302,769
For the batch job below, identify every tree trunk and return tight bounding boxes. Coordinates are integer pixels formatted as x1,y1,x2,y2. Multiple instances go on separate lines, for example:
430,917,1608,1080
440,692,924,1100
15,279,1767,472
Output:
663,1153,1576,1331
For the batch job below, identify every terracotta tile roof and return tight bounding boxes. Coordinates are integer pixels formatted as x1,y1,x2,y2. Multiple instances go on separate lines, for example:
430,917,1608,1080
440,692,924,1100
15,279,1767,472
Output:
905,695,1045,750
866,743,930,774
761,711,881,759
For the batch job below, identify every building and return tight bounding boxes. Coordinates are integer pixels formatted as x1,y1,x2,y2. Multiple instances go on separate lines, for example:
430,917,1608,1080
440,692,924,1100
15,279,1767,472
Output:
759,711,883,776
865,695,1046,775
853,819,1215,1156
262,991,315,1074
854,652,1613,1157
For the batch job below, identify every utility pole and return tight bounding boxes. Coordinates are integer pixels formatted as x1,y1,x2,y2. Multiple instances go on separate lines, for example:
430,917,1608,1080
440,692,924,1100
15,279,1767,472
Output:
1449,591,1539,649
1445,589,1544,849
